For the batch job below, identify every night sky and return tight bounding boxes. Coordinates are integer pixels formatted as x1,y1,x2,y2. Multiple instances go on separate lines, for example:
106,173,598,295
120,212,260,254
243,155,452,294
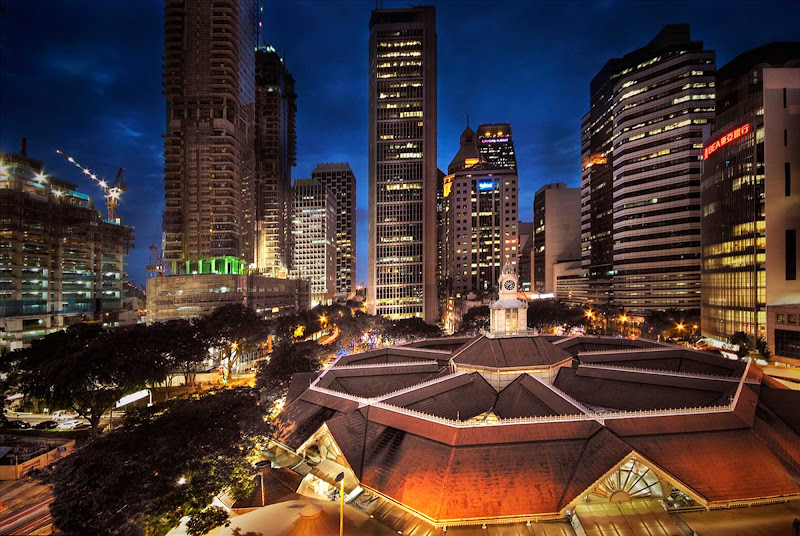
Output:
1,1,798,286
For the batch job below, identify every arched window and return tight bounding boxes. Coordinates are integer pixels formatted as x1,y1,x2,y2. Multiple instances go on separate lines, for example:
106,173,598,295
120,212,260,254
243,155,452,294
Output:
592,458,663,502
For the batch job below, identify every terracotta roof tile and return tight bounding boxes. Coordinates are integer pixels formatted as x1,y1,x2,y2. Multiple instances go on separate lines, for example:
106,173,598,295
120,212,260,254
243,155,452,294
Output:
578,348,745,376
553,367,733,411
385,373,498,421
625,430,800,502
452,336,572,369
760,387,800,436
555,337,663,357
287,372,318,403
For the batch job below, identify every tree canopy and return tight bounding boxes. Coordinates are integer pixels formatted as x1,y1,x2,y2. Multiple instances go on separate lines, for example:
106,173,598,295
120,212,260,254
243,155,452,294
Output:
49,388,266,536
1,323,159,435
255,340,323,396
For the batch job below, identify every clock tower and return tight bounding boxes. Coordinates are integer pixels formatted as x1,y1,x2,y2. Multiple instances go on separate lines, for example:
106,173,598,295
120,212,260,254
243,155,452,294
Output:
489,264,528,337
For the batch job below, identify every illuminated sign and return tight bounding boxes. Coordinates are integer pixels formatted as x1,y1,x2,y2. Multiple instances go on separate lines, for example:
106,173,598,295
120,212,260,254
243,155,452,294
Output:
480,138,509,143
477,180,494,191
703,123,750,160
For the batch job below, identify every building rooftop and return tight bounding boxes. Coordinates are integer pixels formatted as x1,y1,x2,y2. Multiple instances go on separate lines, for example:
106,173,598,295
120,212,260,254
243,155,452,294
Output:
270,335,800,528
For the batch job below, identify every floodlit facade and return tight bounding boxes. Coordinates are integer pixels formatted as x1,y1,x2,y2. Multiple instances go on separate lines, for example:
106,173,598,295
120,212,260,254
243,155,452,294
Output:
582,24,714,313
701,43,800,344
0,147,133,353
162,0,256,272
291,179,336,306
254,46,297,278
533,183,580,294
477,122,517,171
368,6,437,322
311,163,356,299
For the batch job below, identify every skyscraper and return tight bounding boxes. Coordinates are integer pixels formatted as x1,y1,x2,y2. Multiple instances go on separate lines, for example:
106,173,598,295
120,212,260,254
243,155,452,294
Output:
311,163,356,298
163,0,256,274
582,25,715,314
254,46,297,278
533,184,580,294
368,6,437,322
477,123,516,171
701,43,800,345
291,179,336,306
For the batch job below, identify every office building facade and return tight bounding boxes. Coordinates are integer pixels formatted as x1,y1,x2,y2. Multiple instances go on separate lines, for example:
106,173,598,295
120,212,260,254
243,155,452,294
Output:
477,123,517,170
701,43,800,344
0,147,133,353
254,46,297,278
368,6,437,322
291,179,336,306
517,221,533,292
533,183,581,294
311,163,356,298
442,163,519,296
582,25,715,314
162,0,256,272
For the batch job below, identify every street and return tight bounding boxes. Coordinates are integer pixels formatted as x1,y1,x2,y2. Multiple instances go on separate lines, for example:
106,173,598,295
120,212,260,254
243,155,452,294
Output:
0,480,54,535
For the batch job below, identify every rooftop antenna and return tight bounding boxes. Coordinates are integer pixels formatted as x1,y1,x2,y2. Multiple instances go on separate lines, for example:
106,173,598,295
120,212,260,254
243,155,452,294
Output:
256,0,264,47
467,112,470,129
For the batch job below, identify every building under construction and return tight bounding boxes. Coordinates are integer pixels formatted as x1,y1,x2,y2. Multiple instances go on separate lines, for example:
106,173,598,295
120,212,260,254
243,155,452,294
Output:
0,144,134,353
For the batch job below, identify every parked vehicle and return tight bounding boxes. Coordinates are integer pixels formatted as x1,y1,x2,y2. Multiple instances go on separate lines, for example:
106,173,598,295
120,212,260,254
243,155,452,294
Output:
56,419,85,431
4,420,31,429
52,410,78,421
34,420,58,430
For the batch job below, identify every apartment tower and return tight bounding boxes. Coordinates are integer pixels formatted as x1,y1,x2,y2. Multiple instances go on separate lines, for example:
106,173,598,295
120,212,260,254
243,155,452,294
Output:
582,25,715,314
368,6,437,322
311,163,356,298
163,0,256,273
254,46,297,278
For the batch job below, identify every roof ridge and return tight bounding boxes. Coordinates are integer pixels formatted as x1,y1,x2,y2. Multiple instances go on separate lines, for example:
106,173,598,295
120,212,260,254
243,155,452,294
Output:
525,373,596,419
328,360,440,370
372,371,469,403
580,363,744,382
449,335,484,361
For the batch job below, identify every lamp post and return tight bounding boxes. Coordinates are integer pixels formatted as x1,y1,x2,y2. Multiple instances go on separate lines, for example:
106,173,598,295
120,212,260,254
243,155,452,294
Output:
335,472,345,536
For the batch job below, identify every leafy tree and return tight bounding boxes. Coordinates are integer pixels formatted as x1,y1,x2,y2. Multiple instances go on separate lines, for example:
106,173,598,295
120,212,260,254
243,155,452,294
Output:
526,300,584,331
384,317,442,341
49,388,266,536
255,340,323,396
197,304,266,379
458,306,490,335
147,320,208,392
730,331,754,359
2,324,159,436
755,335,771,360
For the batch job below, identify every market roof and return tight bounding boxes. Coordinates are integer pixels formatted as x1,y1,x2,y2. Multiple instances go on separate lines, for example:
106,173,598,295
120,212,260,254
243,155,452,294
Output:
452,335,572,369
270,335,800,524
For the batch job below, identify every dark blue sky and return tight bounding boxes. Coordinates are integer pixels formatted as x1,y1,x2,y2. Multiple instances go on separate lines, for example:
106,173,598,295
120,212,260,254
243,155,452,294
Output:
1,1,798,285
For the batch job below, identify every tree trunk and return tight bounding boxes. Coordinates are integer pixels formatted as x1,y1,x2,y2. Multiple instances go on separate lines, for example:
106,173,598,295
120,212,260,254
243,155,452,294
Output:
90,413,102,437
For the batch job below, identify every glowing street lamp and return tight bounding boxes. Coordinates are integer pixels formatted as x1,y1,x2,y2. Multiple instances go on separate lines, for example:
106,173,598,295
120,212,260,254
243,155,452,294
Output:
335,471,345,536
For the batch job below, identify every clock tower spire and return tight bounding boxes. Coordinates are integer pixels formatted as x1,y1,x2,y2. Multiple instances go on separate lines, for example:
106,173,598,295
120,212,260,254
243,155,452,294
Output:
489,264,528,337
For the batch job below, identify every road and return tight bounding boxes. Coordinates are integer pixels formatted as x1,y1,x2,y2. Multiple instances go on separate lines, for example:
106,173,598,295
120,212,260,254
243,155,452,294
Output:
0,481,54,535
5,412,111,430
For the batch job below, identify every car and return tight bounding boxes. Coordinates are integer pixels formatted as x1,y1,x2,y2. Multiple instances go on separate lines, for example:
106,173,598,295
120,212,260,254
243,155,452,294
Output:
52,410,78,421
34,420,58,430
4,420,31,429
56,419,85,431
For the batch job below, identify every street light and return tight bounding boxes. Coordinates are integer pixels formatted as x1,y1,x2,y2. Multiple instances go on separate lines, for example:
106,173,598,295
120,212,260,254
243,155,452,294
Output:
335,471,345,536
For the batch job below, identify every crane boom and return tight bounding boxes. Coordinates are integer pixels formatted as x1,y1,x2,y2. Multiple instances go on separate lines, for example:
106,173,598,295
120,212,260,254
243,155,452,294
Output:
56,150,126,223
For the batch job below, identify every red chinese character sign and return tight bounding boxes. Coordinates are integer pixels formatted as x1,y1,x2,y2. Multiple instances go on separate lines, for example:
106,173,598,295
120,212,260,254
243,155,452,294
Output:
703,123,751,160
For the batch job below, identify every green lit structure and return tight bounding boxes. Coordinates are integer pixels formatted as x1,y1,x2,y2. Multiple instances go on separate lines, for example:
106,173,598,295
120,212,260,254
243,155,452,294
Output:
170,256,248,277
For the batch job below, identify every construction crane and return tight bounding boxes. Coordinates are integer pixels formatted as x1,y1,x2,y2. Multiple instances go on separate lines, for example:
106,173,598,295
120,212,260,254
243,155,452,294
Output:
146,243,166,278
56,149,126,222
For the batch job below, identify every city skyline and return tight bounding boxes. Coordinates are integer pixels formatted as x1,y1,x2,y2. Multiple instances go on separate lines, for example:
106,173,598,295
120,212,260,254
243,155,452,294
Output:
1,1,799,285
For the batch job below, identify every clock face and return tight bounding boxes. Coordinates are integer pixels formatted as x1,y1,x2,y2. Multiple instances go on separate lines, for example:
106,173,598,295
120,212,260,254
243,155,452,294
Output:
503,279,516,291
